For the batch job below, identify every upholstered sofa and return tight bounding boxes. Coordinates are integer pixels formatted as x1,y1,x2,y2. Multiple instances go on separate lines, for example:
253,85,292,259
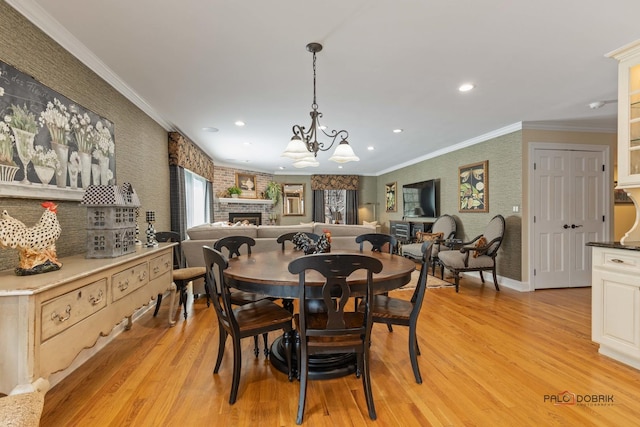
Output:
181,222,377,269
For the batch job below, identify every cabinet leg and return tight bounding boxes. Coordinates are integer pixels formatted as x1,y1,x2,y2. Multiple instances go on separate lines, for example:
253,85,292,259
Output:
125,315,133,330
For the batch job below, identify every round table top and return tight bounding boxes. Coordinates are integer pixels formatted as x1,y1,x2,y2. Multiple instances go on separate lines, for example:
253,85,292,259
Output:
224,249,416,299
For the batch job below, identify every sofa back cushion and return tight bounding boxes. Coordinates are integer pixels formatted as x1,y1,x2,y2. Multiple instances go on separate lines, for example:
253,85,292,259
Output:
186,224,258,240
313,223,376,237
257,224,314,238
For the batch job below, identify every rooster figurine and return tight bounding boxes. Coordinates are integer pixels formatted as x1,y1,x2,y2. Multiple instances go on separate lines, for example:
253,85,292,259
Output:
0,201,62,275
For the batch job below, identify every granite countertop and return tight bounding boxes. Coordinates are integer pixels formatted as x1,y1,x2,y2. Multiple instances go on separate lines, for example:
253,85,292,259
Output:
586,241,640,251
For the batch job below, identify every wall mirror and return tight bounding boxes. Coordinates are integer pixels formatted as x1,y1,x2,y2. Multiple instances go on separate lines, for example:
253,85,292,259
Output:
283,184,305,216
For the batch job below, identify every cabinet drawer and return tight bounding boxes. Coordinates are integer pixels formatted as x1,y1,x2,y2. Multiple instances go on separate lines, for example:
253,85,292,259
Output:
111,262,149,302
41,278,107,342
150,252,172,281
593,249,640,273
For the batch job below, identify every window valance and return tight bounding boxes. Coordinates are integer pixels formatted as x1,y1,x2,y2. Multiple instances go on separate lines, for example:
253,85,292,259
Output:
311,175,359,191
168,131,215,182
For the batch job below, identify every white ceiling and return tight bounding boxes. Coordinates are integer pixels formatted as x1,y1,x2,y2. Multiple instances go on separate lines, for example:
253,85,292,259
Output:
9,0,639,176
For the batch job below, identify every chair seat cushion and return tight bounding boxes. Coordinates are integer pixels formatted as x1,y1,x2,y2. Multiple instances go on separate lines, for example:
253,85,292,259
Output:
438,251,494,269
403,242,450,259
234,299,292,332
0,392,45,427
172,266,206,281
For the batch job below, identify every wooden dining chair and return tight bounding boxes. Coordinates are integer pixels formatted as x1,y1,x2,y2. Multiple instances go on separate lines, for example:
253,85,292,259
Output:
153,231,206,323
355,232,397,331
360,241,433,384
276,232,320,251
355,232,397,254
288,253,383,424
203,246,293,404
214,235,271,356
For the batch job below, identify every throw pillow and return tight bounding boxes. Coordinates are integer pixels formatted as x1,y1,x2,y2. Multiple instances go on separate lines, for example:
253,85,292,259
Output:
363,220,378,228
415,231,443,243
473,236,488,258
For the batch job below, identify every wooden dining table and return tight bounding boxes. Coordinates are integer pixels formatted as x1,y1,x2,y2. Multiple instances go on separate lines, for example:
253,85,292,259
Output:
224,249,416,379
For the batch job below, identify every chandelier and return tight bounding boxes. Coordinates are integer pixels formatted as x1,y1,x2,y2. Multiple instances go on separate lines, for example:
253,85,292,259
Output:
281,42,359,168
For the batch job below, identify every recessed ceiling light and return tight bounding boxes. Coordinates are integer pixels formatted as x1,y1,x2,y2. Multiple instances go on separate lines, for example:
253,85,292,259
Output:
338,165,343,169
235,120,245,127
279,166,285,170
458,83,475,92
393,129,403,133
319,125,327,130
243,142,252,146
367,146,375,151
202,127,219,132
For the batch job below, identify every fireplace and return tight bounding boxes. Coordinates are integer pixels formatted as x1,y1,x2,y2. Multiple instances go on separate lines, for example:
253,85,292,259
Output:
229,212,262,225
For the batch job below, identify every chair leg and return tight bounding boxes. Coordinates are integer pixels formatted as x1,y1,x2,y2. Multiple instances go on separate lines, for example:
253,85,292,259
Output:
492,266,500,291
296,346,309,424
409,324,422,384
253,335,260,357
204,277,212,308
153,293,163,317
229,335,242,404
454,272,460,293
362,346,377,420
479,271,485,283
214,323,227,373
180,285,188,320
387,323,393,332
296,334,301,381
263,333,269,357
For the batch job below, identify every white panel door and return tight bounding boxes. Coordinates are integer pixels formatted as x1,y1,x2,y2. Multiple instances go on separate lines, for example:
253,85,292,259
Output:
533,149,605,289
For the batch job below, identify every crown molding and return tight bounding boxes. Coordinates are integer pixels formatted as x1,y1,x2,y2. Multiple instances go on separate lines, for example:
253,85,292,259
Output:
6,0,174,131
521,120,617,133
376,122,524,176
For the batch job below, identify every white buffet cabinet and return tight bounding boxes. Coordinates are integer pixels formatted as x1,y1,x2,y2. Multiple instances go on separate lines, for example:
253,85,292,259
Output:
590,244,640,369
0,244,174,395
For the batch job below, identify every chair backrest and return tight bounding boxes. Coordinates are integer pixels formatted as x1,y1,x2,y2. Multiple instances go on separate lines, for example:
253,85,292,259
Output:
276,232,321,251
213,235,256,258
288,254,383,344
203,246,237,332
483,215,506,257
155,231,185,268
355,233,397,253
431,214,457,240
408,242,434,315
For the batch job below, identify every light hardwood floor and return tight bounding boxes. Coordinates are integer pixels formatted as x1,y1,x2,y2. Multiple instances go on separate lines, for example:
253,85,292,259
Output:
41,275,640,426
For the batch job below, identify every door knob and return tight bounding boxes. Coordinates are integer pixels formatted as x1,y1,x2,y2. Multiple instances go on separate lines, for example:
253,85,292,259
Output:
571,224,583,229
563,224,570,229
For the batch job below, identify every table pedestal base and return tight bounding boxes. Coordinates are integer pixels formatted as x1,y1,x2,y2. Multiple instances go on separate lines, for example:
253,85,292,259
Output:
269,336,357,380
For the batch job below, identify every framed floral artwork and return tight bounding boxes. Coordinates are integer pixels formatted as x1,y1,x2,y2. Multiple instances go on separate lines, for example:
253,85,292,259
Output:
236,173,257,198
385,182,397,212
0,60,115,201
459,160,488,212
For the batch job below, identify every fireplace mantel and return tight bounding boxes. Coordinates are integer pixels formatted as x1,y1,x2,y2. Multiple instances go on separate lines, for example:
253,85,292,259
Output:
218,197,274,205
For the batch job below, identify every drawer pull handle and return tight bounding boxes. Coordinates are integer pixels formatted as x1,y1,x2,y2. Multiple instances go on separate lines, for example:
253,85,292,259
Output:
153,266,160,274
89,289,104,305
119,279,129,291
165,261,171,269
51,305,72,323
611,258,625,264
138,270,147,281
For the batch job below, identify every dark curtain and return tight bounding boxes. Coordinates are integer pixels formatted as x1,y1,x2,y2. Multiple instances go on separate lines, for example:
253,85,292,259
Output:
345,190,359,224
313,190,325,222
205,180,214,223
169,165,187,240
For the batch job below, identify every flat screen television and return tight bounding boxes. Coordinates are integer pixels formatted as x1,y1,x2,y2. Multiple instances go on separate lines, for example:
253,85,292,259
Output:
402,179,440,218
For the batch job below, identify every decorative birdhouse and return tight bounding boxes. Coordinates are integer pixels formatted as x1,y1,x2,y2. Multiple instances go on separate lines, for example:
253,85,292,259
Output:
81,183,140,258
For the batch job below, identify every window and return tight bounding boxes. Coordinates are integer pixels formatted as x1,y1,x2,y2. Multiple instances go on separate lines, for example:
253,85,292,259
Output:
324,189,346,223
184,169,208,228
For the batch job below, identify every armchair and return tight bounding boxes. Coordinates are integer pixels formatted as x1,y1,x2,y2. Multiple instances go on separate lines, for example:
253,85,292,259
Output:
437,215,505,292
